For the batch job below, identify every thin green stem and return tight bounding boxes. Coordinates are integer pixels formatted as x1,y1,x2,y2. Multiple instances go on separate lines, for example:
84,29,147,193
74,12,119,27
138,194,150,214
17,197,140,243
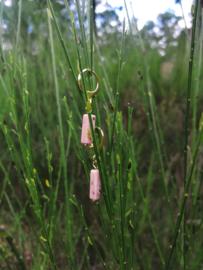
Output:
48,14,73,266
183,1,199,268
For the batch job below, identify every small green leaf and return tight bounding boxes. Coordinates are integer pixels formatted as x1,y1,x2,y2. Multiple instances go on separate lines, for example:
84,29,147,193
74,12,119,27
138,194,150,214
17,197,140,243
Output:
45,179,50,188
110,104,115,111
10,98,15,104
199,113,203,131
128,173,132,181
77,60,81,74
125,208,132,217
46,8,53,19
40,236,47,242
88,236,93,245
124,131,128,138
70,11,74,22
127,181,131,190
69,199,76,205
118,111,122,121
33,168,37,175
4,125,7,134
129,220,134,229
116,171,119,180
86,101,92,113
116,155,120,164
42,195,49,201
77,155,83,162
87,129,92,140
105,119,109,126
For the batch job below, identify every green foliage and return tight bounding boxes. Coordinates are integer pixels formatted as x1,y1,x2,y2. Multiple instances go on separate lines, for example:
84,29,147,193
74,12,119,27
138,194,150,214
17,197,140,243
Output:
0,0,203,269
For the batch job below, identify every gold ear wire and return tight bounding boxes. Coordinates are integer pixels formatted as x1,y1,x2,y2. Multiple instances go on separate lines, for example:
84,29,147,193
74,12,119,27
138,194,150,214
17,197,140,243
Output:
89,127,104,152
78,69,100,98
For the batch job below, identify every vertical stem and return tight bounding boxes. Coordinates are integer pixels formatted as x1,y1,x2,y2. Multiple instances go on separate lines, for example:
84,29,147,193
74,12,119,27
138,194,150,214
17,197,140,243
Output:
13,0,22,78
48,14,74,266
183,0,199,268
108,19,125,164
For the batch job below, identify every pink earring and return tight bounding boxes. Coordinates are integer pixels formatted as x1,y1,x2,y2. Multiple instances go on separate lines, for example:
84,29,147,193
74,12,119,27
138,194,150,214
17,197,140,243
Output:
78,70,104,201
78,69,100,145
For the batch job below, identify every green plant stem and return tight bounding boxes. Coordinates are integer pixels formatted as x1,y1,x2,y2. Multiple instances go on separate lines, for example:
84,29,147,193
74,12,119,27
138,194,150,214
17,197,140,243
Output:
6,235,27,270
48,14,73,267
183,1,199,268
73,195,108,270
124,0,175,229
108,19,125,164
13,0,22,78
130,140,165,266
46,0,84,106
0,0,5,63
164,126,203,270
178,0,190,43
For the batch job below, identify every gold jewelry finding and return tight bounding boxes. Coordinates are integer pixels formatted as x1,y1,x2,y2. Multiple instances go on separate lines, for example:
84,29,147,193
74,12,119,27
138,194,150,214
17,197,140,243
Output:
78,68,100,98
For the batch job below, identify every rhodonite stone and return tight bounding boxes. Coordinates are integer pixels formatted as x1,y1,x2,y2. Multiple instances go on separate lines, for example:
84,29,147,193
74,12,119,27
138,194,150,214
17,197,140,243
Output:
81,114,96,144
89,169,101,200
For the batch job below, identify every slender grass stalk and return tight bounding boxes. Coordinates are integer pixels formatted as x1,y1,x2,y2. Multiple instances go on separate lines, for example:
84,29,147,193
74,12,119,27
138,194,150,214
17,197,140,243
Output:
59,63,81,119
108,19,125,164
116,112,125,269
178,0,190,43
164,122,203,270
13,0,22,78
75,0,90,71
89,0,93,76
94,37,114,104
0,162,8,204
4,192,38,267
45,139,56,261
47,14,74,266
73,195,108,270
130,140,165,266
63,97,90,178
0,161,47,255
0,0,5,63
123,106,133,214
124,0,175,229
6,235,27,270
192,10,203,155
183,0,199,268
46,0,85,106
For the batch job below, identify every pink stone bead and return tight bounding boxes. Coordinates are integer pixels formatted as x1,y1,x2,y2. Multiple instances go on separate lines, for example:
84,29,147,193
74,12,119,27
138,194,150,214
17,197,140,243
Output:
81,114,96,144
89,169,101,201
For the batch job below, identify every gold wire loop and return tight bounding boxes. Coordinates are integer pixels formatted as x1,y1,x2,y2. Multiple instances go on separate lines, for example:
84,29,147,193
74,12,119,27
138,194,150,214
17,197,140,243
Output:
92,155,97,169
78,68,100,98
90,127,104,152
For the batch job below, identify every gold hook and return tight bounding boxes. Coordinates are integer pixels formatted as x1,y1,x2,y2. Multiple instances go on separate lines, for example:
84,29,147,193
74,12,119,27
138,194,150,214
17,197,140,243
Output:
90,127,104,152
78,68,100,98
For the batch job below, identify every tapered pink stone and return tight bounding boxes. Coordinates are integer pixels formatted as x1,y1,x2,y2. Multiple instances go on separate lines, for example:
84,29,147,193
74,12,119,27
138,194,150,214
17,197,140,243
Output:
89,169,101,200
81,114,96,144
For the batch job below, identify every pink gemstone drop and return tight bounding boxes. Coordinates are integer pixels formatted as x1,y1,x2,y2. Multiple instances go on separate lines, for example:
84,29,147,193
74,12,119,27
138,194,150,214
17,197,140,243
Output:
89,169,101,200
81,114,96,144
